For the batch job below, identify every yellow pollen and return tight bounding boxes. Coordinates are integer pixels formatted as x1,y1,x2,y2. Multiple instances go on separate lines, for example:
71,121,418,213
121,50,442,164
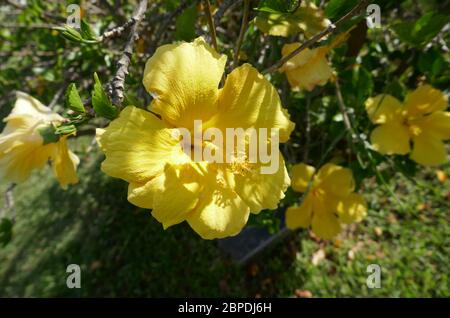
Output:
408,124,422,137
229,155,254,176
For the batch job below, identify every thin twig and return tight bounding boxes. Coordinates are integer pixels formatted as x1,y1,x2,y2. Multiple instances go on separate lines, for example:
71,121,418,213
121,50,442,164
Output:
49,85,66,109
5,0,22,9
0,23,59,29
0,184,15,221
99,19,137,42
203,0,218,51
214,0,243,27
303,94,312,162
146,0,193,55
110,0,148,107
335,78,356,138
263,0,369,74
233,0,250,68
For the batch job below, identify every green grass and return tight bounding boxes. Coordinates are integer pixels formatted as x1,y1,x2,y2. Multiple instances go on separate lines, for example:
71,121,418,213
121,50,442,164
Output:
0,140,449,297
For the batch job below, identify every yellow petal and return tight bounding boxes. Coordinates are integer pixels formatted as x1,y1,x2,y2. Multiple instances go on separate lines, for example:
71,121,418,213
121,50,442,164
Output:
329,28,355,49
417,111,450,140
127,179,158,209
285,195,313,230
404,85,448,118
254,13,299,37
411,133,447,166
0,116,39,154
0,114,55,183
153,167,202,228
226,152,290,213
95,128,106,152
143,37,227,129
282,46,332,92
310,197,341,240
212,63,295,143
365,95,404,124
281,43,316,70
370,122,411,155
51,137,79,189
291,163,316,192
6,91,63,123
316,163,355,198
292,1,331,38
128,164,203,229
98,106,190,183
0,93,76,186
336,193,367,224
0,141,55,183
187,181,250,239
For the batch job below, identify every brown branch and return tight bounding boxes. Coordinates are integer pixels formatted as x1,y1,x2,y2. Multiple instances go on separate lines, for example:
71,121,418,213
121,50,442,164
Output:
110,0,148,107
335,78,356,140
98,19,137,42
303,94,312,162
49,85,66,109
203,0,218,51
263,0,369,74
233,0,250,68
5,0,22,9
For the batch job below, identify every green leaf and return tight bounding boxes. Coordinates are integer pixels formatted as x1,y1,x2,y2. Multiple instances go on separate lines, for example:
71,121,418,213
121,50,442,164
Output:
92,73,118,120
175,5,197,41
60,25,83,43
80,19,98,41
431,56,446,78
65,83,85,113
163,0,182,11
393,156,417,178
392,12,447,46
38,124,60,145
325,0,358,21
256,0,301,14
55,124,77,136
0,218,13,247
412,13,447,44
391,21,416,45
123,93,143,108
418,49,447,79
353,67,374,103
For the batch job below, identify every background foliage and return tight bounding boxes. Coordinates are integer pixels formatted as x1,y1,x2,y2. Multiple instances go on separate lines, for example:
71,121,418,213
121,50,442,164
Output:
0,0,449,297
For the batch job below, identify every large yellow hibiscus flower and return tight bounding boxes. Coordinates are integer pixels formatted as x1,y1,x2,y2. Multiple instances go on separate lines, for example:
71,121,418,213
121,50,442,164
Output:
97,37,295,239
0,92,79,188
285,163,367,239
366,85,449,166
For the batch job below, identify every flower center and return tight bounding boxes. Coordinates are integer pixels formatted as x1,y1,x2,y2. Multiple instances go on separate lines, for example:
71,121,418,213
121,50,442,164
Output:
229,158,254,176
408,124,422,137
312,187,325,198
403,117,423,137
